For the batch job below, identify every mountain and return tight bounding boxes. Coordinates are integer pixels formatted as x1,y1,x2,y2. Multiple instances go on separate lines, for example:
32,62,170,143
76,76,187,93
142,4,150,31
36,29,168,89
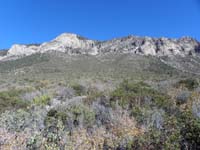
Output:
1,33,199,61
1,33,200,149
0,33,199,77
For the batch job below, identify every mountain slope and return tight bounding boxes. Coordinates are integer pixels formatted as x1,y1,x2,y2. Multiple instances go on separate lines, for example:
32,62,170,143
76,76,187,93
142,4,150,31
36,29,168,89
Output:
1,34,200,149
0,33,200,86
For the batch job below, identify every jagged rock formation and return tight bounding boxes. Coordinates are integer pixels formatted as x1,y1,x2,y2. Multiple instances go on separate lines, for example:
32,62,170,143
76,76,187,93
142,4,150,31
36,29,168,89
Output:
99,36,200,56
39,33,98,55
1,33,200,60
8,44,39,56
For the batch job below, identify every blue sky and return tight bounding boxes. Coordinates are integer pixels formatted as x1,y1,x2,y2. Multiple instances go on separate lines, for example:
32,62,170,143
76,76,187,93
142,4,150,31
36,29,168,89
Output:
0,0,200,49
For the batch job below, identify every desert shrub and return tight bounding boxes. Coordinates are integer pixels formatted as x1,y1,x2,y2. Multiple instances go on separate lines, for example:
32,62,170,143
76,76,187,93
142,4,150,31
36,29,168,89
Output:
0,107,47,132
35,80,51,90
130,106,144,124
92,102,112,126
44,109,68,128
44,104,96,132
178,110,200,149
192,100,200,118
44,105,95,147
66,104,96,128
0,89,29,113
176,78,199,90
83,89,104,105
127,116,181,150
110,80,173,111
131,106,165,129
33,95,51,106
21,90,46,102
129,105,200,149
71,83,86,96
176,90,191,105
26,133,43,150
55,86,75,100
0,109,30,131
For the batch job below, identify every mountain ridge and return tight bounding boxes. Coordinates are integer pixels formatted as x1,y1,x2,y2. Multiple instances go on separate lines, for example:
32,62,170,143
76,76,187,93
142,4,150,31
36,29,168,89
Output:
0,33,200,61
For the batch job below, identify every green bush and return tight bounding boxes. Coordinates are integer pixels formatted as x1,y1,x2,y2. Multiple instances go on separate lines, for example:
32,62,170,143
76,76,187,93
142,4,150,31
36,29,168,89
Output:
26,133,43,150
44,109,68,128
0,89,29,113
66,104,96,127
178,110,200,149
176,78,199,90
71,83,86,96
83,88,104,105
130,106,144,124
128,116,181,150
110,80,172,110
33,95,51,106
45,104,96,131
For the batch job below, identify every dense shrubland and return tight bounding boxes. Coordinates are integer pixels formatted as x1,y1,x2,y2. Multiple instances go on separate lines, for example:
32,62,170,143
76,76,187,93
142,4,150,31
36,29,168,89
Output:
0,78,200,149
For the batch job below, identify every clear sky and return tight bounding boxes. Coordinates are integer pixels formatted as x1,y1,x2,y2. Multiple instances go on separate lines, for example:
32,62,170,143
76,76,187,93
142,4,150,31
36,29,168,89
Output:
0,0,200,49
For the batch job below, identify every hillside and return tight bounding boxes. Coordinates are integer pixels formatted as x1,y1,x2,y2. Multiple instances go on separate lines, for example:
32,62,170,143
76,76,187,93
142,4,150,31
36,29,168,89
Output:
0,34,200,149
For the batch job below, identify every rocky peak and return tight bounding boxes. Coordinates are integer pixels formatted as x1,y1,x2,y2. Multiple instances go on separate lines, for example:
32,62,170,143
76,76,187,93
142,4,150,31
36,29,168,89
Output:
54,33,88,43
39,33,97,54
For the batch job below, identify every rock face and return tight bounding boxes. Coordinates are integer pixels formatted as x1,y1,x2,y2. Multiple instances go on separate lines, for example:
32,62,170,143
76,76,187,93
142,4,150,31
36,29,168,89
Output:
99,36,200,56
3,33,200,59
8,44,39,56
39,33,98,55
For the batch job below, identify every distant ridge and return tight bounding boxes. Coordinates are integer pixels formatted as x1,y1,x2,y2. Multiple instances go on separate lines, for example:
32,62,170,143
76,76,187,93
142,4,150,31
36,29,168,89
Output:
0,33,199,61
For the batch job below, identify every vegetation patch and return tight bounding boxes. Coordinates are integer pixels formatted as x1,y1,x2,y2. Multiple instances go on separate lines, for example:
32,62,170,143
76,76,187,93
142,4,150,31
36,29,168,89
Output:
44,103,96,133
110,80,173,110
33,95,51,106
176,78,199,90
71,83,86,96
0,89,29,113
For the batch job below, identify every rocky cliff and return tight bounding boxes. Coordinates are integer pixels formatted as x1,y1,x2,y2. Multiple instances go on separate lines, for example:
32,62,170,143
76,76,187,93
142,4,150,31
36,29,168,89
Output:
2,33,200,60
